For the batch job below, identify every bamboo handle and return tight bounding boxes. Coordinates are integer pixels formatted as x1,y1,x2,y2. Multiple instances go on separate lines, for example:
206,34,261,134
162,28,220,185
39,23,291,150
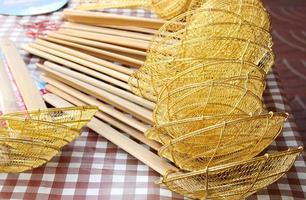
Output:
76,0,150,11
31,41,130,82
0,40,46,110
43,62,154,110
43,93,176,175
45,83,161,151
41,75,148,133
103,25,157,35
35,38,133,75
58,29,149,50
63,10,165,30
38,65,153,124
43,36,144,68
23,45,130,90
48,32,147,57
62,22,153,41
0,49,19,113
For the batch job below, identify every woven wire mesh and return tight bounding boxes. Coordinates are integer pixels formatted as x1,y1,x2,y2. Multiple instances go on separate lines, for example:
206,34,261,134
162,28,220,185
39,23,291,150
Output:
130,60,266,101
150,0,194,20
157,112,287,171
198,0,271,30
0,117,81,173
146,114,249,144
159,61,266,97
160,147,302,199
154,82,264,126
129,8,273,102
4,106,98,130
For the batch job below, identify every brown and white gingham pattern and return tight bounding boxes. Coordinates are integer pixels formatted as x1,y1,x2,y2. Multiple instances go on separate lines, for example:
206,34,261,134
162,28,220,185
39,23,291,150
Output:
0,4,305,200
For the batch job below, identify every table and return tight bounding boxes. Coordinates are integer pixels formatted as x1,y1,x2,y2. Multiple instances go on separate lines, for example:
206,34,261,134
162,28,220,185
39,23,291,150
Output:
0,4,305,200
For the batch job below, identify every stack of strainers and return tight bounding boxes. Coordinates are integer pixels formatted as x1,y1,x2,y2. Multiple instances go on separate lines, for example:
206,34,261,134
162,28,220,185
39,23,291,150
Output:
130,0,272,101
25,0,303,198
141,0,281,171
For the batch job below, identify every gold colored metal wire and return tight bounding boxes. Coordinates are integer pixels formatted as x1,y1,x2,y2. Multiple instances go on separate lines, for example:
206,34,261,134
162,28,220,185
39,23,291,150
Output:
4,106,98,130
154,82,264,126
0,117,82,173
131,60,266,102
129,7,273,102
198,0,271,30
158,112,288,171
146,114,248,144
160,147,303,199
0,106,97,173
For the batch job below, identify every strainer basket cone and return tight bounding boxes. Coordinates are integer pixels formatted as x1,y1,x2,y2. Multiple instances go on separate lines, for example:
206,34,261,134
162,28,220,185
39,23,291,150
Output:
4,106,98,130
146,114,250,144
150,0,194,20
157,60,267,98
198,0,271,30
145,8,266,67
154,82,264,126
189,0,266,15
179,37,275,72
157,112,288,171
0,117,81,173
129,60,266,102
182,19,272,49
219,76,266,98
160,147,303,199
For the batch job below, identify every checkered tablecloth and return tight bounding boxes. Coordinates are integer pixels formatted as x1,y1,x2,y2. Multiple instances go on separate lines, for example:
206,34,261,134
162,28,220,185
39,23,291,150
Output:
0,3,305,200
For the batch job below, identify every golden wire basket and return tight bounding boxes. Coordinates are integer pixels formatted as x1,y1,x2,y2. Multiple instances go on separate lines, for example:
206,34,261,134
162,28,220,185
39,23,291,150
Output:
4,106,98,130
0,117,82,173
197,0,271,30
157,112,288,171
129,60,267,101
153,82,264,126
146,114,249,144
183,22,273,48
160,147,303,199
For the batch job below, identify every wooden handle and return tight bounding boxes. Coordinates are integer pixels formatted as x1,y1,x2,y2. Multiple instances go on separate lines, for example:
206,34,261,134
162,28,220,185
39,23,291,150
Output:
38,64,153,124
0,49,19,113
58,29,149,51
43,62,154,110
35,38,133,75
31,41,130,82
47,32,147,57
45,83,161,151
43,36,144,68
0,40,46,110
40,36,136,74
62,22,153,41
43,93,176,175
63,10,166,30
23,44,130,90
103,25,157,35
76,0,149,11
41,75,148,133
